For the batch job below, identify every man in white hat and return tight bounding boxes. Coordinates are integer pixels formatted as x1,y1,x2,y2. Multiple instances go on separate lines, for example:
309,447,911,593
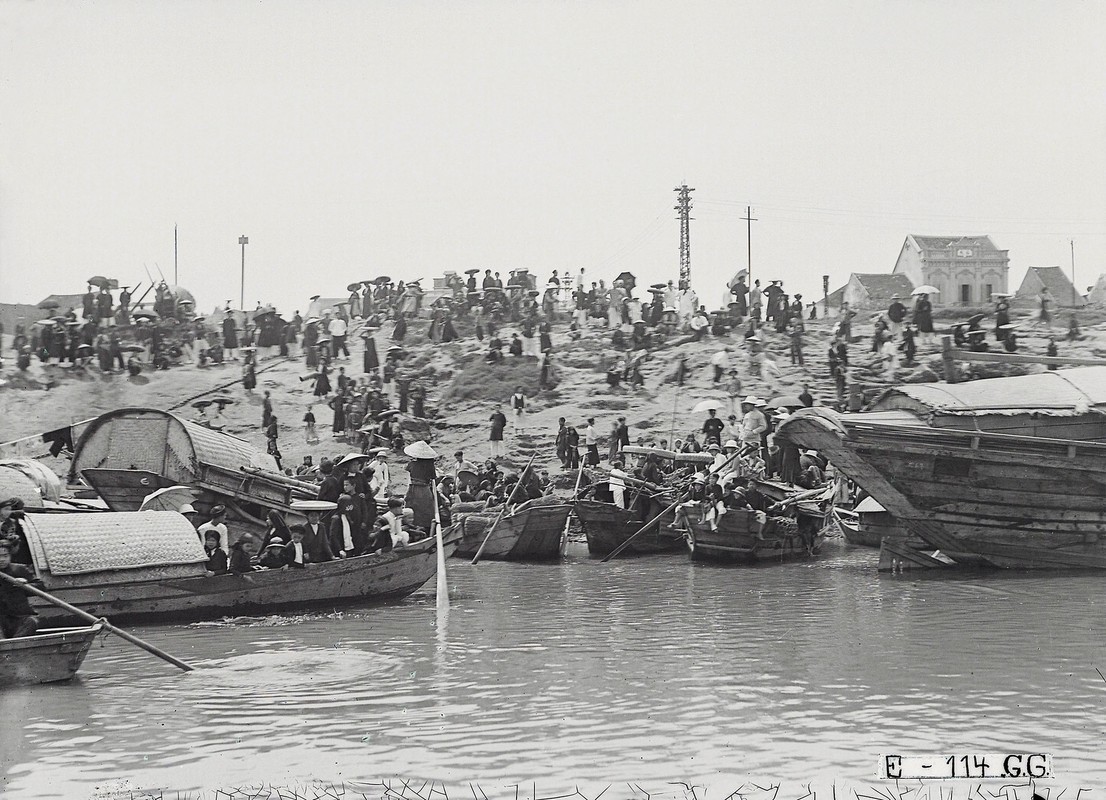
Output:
739,396,768,461
369,450,391,500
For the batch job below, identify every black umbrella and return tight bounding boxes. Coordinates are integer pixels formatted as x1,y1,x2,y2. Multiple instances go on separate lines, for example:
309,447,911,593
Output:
374,276,392,285
347,282,362,292
87,275,111,289
615,271,637,290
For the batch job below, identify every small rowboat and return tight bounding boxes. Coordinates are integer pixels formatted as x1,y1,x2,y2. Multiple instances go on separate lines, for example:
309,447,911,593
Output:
682,508,821,563
0,623,102,684
576,499,684,556
452,497,573,561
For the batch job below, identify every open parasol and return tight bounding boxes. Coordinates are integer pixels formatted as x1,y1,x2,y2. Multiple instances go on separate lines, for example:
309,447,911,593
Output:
968,313,986,326
87,276,111,289
213,397,235,408
691,399,726,413
315,337,332,346
650,283,667,290
132,310,160,320
615,271,637,290
373,276,392,285
139,486,199,513
347,282,363,292
290,499,338,513
765,395,804,409
192,400,213,409
912,285,939,296
465,268,480,275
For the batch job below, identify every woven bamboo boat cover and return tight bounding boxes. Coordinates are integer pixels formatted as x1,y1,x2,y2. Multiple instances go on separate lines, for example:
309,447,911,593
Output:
24,511,207,576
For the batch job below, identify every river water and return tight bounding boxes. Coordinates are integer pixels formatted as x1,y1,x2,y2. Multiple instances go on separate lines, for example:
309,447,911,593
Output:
3,540,1105,797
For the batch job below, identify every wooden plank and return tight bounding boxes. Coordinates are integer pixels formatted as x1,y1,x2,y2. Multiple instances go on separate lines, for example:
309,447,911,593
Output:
947,347,1106,368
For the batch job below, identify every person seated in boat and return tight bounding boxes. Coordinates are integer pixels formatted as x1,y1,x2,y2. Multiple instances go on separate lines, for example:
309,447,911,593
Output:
301,510,334,563
952,323,969,348
484,483,508,509
257,537,288,569
702,474,727,530
328,489,360,559
203,530,229,575
0,498,30,565
282,527,309,568
743,478,770,512
260,509,292,551
197,504,230,554
381,498,409,549
229,535,260,574
608,459,629,509
669,473,708,532
0,540,40,639
640,454,663,486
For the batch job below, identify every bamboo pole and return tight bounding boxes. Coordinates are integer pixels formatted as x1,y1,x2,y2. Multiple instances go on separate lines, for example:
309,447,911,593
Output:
0,572,194,672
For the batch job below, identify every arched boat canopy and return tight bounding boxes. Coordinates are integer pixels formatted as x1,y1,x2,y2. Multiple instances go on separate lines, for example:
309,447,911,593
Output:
871,367,1106,417
23,511,207,589
73,407,278,483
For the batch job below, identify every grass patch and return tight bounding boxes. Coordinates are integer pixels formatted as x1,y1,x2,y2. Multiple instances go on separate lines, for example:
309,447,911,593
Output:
441,358,557,404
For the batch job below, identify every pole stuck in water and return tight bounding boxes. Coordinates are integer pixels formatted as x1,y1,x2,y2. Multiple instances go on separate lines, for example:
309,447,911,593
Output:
471,452,538,565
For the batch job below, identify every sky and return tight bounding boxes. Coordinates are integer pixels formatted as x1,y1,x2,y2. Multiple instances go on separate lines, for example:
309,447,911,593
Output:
2,1,1104,315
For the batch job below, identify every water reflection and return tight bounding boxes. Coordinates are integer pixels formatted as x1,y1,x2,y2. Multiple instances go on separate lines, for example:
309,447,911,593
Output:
4,543,1106,797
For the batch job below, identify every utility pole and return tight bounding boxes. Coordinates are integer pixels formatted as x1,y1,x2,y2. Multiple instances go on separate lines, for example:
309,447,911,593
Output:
174,225,178,286
674,184,694,290
1071,239,1078,306
741,206,757,286
239,235,249,310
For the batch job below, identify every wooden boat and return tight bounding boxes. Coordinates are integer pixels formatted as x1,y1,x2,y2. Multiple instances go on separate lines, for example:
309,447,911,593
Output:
0,623,103,684
681,507,821,563
451,497,572,561
776,368,1106,569
72,408,317,538
21,511,458,624
575,498,683,556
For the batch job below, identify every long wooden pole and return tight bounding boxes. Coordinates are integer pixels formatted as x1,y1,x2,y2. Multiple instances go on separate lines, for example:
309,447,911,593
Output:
561,465,585,556
0,572,194,672
433,478,449,611
601,449,742,562
471,453,537,565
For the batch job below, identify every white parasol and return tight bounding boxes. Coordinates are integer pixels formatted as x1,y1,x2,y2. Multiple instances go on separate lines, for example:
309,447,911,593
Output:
911,285,939,296
692,399,727,413
139,486,199,513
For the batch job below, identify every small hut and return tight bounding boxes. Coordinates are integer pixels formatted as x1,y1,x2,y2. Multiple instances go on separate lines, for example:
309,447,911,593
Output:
1015,266,1085,308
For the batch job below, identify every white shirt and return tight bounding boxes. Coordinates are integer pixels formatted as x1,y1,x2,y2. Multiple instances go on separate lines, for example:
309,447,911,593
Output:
198,521,229,554
711,351,730,368
741,408,768,444
609,467,627,489
371,459,391,496
585,425,597,446
384,511,408,547
290,541,305,565
328,317,347,337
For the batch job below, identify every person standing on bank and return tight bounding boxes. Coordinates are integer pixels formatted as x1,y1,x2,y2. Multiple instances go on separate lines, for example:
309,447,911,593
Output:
489,405,507,459
584,417,600,466
510,387,526,433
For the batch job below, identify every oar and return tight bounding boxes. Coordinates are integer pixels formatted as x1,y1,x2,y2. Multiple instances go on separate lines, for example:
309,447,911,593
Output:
432,479,449,611
0,571,194,672
471,452,537,565
560,465,585,556
600,449,744,563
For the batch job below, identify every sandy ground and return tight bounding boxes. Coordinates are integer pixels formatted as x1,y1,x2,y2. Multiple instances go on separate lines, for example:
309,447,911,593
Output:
2,303,1103,492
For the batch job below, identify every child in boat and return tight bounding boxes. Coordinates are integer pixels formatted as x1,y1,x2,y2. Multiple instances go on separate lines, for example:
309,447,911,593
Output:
203,531,228,575
381,498,409,549
281,526,308,568
257,537,287,569
228,535,259,574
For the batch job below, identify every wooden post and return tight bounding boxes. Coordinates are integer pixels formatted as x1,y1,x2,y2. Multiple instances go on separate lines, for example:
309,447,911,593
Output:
942,336,959,384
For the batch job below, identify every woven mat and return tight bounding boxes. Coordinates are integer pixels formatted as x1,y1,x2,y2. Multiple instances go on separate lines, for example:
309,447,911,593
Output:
25,511,207,576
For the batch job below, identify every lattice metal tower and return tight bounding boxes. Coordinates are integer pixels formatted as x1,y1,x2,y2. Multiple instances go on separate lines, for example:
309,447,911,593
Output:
674,184,694,289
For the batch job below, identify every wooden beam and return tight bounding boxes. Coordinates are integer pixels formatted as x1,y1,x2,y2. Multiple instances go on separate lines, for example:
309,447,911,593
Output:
946,346,1106,368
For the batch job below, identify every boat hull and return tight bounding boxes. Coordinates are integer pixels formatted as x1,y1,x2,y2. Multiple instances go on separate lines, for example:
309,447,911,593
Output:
453,500,572,561
32,536,455,624
0,624,102,684
684,509,817,563
575,499,684,556
779,409,1106,569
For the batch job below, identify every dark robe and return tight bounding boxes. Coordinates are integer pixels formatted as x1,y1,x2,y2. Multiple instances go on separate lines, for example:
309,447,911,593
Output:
404,458,437,531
